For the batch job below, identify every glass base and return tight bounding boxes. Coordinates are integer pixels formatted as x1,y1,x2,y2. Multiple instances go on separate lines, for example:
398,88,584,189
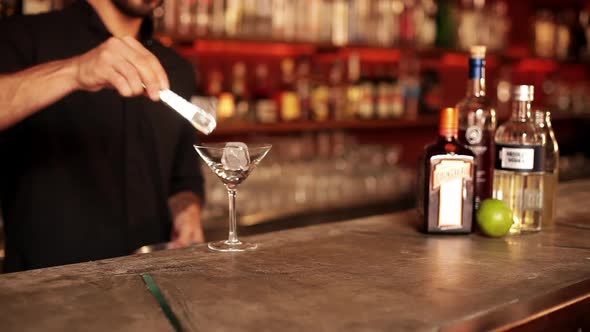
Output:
208,240,258,252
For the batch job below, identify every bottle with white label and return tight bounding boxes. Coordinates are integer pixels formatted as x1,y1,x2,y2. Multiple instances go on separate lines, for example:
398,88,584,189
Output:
493,86,545,234
418,107,475,234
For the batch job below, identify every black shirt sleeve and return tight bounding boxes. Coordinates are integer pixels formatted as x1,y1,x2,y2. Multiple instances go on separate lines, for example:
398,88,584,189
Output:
0,17,35,73
167,60,205,202
169,121,206,202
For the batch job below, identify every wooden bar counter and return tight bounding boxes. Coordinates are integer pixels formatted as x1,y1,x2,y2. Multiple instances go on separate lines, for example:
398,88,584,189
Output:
1,181,590,331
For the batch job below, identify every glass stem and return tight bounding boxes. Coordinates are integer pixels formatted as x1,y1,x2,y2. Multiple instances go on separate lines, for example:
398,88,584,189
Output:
227,188,239,244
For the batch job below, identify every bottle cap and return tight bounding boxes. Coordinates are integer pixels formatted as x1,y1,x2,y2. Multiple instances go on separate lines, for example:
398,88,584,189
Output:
533,110,545,124
513,85,534,102
533,109,553,126
469,45,487,59
439,107,458,137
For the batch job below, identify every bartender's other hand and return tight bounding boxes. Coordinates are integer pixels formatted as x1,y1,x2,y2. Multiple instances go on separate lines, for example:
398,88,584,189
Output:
169,192,205,248
73,36,169,101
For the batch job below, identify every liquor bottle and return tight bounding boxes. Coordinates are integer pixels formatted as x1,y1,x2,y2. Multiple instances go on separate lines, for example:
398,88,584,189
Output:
240,0,257,38
493,86,545,234
331,0,349,46
255,0,273,37
206,69,234,121
345,53,362,119
417,0,437,47
457,0,490,51
357,64,375,119
390,73,404,118
399,0,418,46
348,0,369,45
253,64,278,124
211,0,225,36
194,0,212,37
224,0,240,37
534,110,559,228
206,69,223,98
231,62,250,121
456,46,496,212
277,58,301,121
419,107,476,234
329,61,346,120
161,0,178,35
533,10,557,58
435,0,457,48
217,91,236,122
375,64,391,119
311,64,330,122
400,56,420,119
296,59,312,121
176,0,195,36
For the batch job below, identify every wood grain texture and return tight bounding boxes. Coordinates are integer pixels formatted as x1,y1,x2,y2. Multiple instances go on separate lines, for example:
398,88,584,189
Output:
1,181,589,331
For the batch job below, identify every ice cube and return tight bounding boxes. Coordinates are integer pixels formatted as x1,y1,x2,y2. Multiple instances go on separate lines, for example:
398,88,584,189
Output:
221,142,250,171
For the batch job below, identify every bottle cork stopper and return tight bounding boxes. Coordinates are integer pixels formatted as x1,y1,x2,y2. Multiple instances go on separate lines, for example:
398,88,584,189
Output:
469,45,487,58
513,85,534,102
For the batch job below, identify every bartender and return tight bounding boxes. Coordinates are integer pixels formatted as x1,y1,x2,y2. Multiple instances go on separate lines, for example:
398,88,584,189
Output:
0,0,205,272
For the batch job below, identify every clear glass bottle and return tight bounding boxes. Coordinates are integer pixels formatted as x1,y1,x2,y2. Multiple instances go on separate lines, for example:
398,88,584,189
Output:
493,86,545,234
534,110,560,228
456,46,496,212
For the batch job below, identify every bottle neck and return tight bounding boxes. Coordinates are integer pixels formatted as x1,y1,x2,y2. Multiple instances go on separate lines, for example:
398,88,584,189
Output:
467,78,486,97
512,100,531,121
467,58,486,97
439,128,458,139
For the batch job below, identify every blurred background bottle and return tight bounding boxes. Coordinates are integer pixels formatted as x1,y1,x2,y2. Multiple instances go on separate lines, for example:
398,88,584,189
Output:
253,64,278,124
277,58,301,122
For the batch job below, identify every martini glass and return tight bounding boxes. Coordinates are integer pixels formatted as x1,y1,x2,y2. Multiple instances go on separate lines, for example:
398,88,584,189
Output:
195,143,272,252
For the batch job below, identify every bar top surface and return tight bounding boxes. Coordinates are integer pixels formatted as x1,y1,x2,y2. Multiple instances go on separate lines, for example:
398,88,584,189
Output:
1,180,590,332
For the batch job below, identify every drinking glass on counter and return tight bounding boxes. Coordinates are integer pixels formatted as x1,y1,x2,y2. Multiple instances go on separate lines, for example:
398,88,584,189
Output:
195,143,272,252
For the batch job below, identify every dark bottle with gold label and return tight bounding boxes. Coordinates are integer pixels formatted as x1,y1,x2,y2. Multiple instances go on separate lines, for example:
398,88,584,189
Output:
418,107,476,234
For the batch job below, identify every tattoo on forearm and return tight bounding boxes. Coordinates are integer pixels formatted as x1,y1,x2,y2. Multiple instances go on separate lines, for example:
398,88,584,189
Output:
168,191,201,217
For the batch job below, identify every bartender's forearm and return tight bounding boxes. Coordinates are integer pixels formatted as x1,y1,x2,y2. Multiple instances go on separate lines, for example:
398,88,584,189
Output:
0,59,78,130
0,36,170,131
168,191,205,245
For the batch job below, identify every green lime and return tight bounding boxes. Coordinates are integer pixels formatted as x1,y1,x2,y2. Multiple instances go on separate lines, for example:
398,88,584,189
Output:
476,199,513,237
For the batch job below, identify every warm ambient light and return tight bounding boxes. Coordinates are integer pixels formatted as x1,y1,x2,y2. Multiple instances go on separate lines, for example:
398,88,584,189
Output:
184,39,316,57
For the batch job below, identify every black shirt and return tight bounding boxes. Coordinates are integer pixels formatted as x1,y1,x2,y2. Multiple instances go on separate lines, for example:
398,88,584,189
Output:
0,1,205,272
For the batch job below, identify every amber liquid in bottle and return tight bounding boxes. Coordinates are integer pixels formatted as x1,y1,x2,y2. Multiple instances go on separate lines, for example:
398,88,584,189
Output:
419,108,476,234
277,58,301,122
456,46,496,215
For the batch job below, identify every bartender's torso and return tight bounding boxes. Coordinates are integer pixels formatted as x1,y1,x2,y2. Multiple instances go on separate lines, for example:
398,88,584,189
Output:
0,1,203,272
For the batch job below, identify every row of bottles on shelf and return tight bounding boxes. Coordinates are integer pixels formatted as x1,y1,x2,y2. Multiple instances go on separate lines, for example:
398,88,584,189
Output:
0,0,71,18
5,0,589,62
204,54,440,124
533,7,590,61
155,0,509,52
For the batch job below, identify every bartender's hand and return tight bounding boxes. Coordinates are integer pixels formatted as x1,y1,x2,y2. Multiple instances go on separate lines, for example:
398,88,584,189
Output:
168,191,205,247
73,36,169,101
